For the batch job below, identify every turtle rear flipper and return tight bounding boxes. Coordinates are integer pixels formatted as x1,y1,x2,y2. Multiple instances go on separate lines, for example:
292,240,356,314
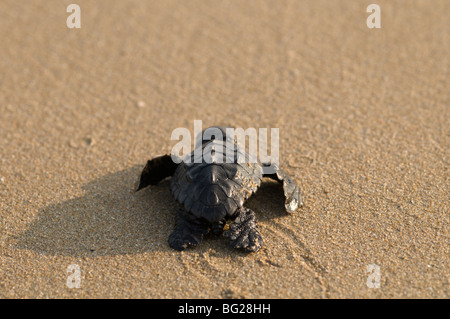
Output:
224,207,263,252
169,209,210,250
263,163,303,213
136,154,178,191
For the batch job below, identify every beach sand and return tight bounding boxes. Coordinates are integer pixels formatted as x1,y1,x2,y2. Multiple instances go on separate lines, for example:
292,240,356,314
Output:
0,0,448,298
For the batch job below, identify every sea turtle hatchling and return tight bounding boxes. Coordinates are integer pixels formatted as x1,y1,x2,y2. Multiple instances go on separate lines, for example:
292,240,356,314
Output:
136,126,303,252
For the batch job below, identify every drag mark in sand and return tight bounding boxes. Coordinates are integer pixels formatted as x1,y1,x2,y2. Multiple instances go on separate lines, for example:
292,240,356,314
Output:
263,221,330,296
177,249,224,287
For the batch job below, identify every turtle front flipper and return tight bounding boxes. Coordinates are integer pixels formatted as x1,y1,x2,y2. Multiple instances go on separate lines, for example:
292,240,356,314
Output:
135,155,178,191
169,209,210,251
263,163,303,213
223,207,263,252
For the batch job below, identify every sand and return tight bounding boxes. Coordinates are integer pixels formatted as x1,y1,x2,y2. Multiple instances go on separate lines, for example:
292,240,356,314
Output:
0,0,448,298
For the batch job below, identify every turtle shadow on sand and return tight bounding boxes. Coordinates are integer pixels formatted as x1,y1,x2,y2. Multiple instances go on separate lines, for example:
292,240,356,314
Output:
246,180,290,220
9,166,290,257
9,166,177,257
